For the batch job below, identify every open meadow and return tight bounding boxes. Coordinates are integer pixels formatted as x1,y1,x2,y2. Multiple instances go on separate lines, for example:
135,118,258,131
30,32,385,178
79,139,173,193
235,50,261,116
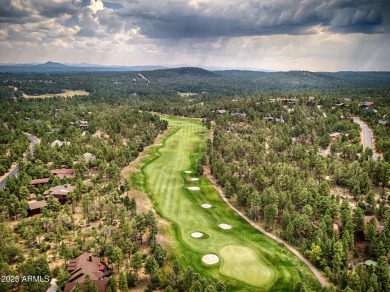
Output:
22,89,89,99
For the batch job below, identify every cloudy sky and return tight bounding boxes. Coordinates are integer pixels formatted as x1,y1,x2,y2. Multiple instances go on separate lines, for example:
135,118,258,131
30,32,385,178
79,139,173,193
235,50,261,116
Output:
0,0,389,71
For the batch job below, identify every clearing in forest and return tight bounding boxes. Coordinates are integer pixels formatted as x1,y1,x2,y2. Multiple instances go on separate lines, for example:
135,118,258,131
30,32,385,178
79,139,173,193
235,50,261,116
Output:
136,116,320,291
22,90,89,98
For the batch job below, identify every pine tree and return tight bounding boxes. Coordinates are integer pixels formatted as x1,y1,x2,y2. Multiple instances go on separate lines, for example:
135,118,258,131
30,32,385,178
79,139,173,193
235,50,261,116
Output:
376,256,390,291
119,271,129,292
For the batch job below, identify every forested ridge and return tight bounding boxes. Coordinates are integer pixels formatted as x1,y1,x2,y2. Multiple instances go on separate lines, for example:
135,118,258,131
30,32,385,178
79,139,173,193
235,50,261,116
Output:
1,68,390,99
206,98,390,291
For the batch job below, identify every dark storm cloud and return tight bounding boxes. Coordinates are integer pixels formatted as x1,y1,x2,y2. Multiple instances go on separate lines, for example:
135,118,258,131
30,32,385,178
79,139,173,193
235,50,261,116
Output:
0,0,77,24
35,1,79,18
116,0,387,39
0,0,32,23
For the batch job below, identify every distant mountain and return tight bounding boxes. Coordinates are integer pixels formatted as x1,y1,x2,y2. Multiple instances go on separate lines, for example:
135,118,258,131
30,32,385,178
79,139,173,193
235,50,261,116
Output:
35,61,69,68
0,62,389,90
0,62,169,73
149,67,218,78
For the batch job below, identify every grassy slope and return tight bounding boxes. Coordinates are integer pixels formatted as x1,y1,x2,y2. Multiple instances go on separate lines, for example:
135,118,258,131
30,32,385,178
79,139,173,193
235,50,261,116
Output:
133,116,320,291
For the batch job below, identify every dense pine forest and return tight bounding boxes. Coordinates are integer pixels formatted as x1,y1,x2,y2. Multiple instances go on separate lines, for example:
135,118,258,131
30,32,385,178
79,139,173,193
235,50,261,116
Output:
0,68,389,291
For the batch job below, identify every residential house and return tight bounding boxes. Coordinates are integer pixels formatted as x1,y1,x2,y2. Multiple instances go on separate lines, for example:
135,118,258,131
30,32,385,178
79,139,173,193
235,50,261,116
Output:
306,100,315,107
83,152,96,162
263,116,274,122
51,168,75,179
216,110,227,115
43,184,75,204
230,112,247,117
282,98,297,105
64,252,112,292
329,132,341,139
269,98,297,105
359,102,374,109
79,120,89,130
364,216,384,234
27,200,47,216
31,178,50,185
51,140,71,148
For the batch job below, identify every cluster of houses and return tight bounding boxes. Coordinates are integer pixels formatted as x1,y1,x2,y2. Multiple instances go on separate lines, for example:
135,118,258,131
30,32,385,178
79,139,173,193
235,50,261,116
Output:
27,168,75,216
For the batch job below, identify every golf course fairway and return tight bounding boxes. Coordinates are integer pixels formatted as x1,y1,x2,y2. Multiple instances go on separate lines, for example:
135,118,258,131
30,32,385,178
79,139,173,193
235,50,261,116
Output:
136,116,320,291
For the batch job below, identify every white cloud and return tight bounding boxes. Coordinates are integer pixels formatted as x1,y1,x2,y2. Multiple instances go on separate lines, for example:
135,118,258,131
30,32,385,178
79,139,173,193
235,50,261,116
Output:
88,0,105,14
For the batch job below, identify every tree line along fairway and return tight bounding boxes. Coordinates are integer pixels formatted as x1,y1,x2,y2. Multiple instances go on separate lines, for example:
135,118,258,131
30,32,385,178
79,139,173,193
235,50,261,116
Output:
137,116,320,291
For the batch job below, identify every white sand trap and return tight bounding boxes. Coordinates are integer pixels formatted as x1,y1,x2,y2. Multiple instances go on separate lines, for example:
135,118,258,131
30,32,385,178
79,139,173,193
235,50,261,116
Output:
188,186,200,191
201,204,212,208
202,254,219,265
184,170,192,174
190,178,199,181
191,232,203,238
219,224,232,230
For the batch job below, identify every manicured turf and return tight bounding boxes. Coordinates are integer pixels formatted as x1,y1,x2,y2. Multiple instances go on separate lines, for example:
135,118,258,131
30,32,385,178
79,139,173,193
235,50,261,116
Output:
135,116,320,291
220,245,273,286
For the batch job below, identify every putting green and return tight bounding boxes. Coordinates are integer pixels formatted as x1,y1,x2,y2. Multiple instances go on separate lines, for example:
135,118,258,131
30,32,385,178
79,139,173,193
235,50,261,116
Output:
220,245,274,286
135,116,320,291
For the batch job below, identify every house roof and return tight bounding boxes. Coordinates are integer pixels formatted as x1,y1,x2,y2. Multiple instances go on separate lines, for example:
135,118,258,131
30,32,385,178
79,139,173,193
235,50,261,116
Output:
31,178,50,185
329,132,341,138
51,168,74,174
64,252,109,292
216,109,227,114
44,184,75,197
64,279,108,292
83,152,96,162
51,140,71,147
28,200,47,210
364,216,384,233
51,169,75,179
365,260,378,267
359,102,374,107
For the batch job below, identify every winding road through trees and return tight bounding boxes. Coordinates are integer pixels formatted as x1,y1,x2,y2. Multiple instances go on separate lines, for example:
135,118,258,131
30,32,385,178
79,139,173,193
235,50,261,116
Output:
0,133,40,189
353,116,379,160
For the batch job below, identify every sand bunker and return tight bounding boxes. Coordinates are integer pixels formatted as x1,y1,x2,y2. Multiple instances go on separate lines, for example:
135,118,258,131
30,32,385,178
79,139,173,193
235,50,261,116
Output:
202,254,219,265
188,186,200,191
184,170,192,174
190,178,199,181
219,224,232,230
201,204,212,208
191,232,203,238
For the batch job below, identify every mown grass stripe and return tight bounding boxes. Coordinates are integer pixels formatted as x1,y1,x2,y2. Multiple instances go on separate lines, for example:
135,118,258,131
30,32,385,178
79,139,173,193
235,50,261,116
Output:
137,116,321,291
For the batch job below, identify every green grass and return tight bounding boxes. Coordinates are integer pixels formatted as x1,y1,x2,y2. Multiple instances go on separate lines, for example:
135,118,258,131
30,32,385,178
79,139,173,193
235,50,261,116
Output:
220,245,274,286
134,116,320,291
